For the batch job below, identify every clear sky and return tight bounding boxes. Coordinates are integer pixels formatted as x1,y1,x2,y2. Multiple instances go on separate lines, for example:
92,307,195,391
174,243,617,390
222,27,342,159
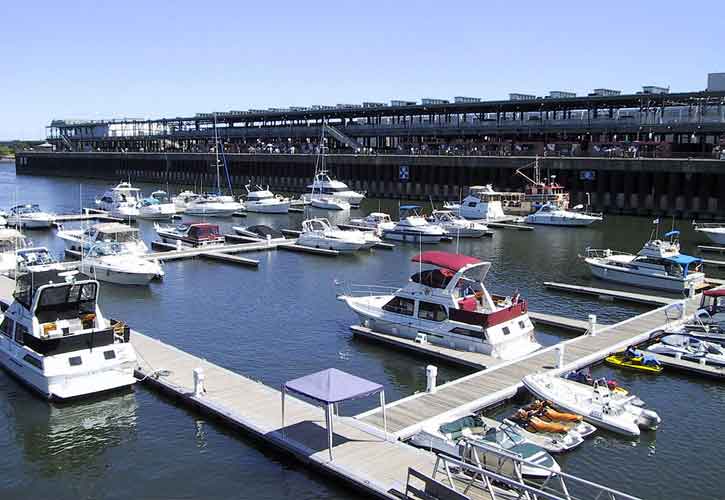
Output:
1,0,722,140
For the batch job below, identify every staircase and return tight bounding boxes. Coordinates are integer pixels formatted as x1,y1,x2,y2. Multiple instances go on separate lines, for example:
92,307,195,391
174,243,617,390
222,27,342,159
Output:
322,123,365,152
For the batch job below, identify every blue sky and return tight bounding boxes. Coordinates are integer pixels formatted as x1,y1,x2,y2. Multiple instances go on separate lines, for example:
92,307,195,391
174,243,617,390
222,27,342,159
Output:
1,0,722,140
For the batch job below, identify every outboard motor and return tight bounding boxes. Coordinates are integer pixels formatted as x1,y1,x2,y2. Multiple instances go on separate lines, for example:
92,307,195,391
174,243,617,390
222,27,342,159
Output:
637,409,662,430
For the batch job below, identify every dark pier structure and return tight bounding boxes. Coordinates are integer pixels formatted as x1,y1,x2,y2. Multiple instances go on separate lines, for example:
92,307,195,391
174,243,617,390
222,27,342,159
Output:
16,84,725,218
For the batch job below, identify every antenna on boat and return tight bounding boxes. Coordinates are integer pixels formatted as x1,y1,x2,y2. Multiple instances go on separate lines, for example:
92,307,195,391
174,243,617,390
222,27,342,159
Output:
213,113,222,196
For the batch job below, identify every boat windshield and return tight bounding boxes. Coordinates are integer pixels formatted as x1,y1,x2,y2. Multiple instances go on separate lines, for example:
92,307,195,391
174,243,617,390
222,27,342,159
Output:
97,231,137,243
451,265,489,298
13,205,41,215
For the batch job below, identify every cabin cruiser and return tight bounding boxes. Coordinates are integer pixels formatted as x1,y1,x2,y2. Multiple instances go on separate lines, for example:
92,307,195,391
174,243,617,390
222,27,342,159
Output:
296,218,366,252
0,269,137,399
96,182,141,219
381,206,445,243
15,247,58,274
184,194,242,217
154,222,225,248
339,251,541,360
0,228,28,275
303,171,365,207
409,414,560,478
647,334,725,366
428,209,491,238
693,222,725,245
583,230,704,294
232,225,286,241
512,157,571,215
137,191,177,220
347,212,396,235
80,242,163,286
243,185,290,214
444,185,508,221
172,190,199,213
525,203,602,227
7,204,55,229
309,194,350,211
522,374,661,437
57,222,148,256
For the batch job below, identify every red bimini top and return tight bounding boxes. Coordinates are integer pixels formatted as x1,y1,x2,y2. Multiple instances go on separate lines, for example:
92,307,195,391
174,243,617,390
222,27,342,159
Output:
703,289,725,297
412,251,481,272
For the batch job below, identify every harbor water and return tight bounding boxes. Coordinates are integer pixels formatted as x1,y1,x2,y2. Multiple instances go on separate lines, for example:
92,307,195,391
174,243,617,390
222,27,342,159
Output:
1,163,723,499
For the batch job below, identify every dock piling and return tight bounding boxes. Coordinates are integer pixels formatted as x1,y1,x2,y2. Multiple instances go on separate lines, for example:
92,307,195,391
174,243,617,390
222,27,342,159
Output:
588,314,597,336
426,365,438,394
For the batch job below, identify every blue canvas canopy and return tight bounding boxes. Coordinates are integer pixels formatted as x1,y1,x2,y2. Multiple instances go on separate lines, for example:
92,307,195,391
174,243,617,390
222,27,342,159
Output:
281,368,387,460
399,205,421,210
665,253,702,277
664,230,680,238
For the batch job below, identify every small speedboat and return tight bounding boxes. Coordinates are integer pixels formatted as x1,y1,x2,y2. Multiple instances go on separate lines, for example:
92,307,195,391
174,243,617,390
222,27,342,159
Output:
428,209,491,238
583,229,704,294
523,373,661,437
137,191,177,219
647,334,725,366
605,348,663,374
296,218,366,252
347,212,396,234
310,195,350,211
381,205,445,243
154,222,225,248
564,369,643,406
517,400,597,438
243,184,290,213
525,203,602,227
7,204,55,229
233,224,285,241
57,222,148,256
96,182,141,220
184,194,242,217
80,242,163,285
504,411,586,453
409,414,560,478
172,190,199,213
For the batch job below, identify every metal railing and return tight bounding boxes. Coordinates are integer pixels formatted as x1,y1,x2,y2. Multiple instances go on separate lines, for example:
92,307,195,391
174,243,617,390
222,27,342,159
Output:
426,439,641,500
335,281,398,298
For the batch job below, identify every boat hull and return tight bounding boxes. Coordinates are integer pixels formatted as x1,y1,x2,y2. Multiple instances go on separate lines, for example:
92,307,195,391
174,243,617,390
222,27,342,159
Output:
585,258,703,293
525,215,599,226
696,228,725,245
245,202,290,214
381,229,443,243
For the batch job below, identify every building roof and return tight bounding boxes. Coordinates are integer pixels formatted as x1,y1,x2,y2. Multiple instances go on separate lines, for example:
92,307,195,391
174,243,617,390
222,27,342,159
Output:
412,251,481,272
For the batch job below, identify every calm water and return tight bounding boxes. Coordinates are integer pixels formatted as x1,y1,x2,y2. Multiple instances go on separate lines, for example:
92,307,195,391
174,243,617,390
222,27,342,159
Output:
0,162,722,499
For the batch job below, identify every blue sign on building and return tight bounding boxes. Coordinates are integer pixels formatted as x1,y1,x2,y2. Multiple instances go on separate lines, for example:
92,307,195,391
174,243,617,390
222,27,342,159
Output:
399,165,410,182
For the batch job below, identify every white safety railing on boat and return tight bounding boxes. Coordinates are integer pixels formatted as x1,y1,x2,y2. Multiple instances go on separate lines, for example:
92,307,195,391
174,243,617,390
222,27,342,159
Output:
335,281,398,298
421,438,642,500
581,247,632,260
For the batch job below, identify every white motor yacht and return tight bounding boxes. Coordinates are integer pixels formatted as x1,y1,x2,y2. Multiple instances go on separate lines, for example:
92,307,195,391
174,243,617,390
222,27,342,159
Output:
7,204,55,229
184,194,242,217
647,334,725,366
96,182,141,219
303,170,365,207
347,212,396,235
693,222,725,245
0,269,137,400
444,185,508,221
296,218,366,252
57,222,148,256
525,203,602,226
381,205,445,243
154,222,225,248
428,209,491,238
0,228,28,275
338,251,541,360
172,190,199,213
137,191,177,220
409,414,561,478
583,230,705,294
80,242,163,286
522,374,661,437
310,194,350,211
243,184,290,214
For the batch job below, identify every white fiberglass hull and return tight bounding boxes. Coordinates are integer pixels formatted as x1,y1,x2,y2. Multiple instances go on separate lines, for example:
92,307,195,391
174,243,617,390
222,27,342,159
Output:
9,217,54,229
310,198,350,211
111,207,140,220
585,258,704,293
382,229,443,243
296,235,363,252
0,339,137,400
245,201,290,213
80,259,163,285
525,214,600,226
184,204,239,217
696,228,725,245
439,224,490,238
137,204,177,220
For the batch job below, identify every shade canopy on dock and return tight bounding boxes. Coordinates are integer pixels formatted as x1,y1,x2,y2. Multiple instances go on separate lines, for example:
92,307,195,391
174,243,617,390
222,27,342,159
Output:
281,368,386,460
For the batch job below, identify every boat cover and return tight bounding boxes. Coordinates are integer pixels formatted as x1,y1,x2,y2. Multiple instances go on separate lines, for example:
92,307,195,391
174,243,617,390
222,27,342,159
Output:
412,251,481,272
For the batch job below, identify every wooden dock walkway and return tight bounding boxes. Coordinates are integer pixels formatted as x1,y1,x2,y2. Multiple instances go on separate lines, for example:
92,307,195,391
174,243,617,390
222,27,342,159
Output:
130,332,467,500
357,297,699,439
543,282,676,306
528,311,593,333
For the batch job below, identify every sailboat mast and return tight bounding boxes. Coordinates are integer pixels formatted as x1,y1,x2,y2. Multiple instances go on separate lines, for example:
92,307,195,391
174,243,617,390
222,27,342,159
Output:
213,113,221,195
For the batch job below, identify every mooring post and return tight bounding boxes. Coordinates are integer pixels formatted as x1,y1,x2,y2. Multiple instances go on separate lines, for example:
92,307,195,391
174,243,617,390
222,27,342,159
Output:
556,344,565,369
193,367,205,396
426,365,438,394
588,314,597,336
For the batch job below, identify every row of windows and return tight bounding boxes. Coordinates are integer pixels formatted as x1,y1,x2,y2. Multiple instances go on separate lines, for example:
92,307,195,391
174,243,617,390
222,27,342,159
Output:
382,297,448,322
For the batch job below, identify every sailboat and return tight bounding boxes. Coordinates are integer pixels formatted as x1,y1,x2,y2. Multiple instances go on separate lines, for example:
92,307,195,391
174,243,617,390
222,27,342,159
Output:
185,115,243,217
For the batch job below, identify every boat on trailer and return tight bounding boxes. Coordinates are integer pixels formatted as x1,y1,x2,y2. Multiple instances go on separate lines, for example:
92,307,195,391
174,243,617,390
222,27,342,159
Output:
338,251,541,360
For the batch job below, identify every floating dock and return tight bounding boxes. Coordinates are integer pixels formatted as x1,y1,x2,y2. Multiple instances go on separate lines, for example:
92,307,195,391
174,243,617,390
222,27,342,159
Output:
543,282,676,306
698,245,725,254
648,352,725,379
528,311,594,333
487,221,534,231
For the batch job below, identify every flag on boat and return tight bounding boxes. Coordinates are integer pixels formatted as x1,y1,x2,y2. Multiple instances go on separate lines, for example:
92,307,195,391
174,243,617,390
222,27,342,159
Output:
652,218,660,224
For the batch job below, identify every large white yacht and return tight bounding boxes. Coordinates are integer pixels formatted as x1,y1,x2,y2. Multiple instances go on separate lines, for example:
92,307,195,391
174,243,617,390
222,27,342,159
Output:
96,182,141,219
583,230,705,294
338,251,541,360
525,203,603,227
243,184,290,213
6,204,55,229
296,218,366,252
304,171,365,207
80,242,164,286
381,205,445,243
57,222,148,256
0,270,137,400
445,185,508,221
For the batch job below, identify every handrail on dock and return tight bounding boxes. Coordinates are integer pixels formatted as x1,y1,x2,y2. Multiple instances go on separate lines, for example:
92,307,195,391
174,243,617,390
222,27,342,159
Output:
429,440,642,500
